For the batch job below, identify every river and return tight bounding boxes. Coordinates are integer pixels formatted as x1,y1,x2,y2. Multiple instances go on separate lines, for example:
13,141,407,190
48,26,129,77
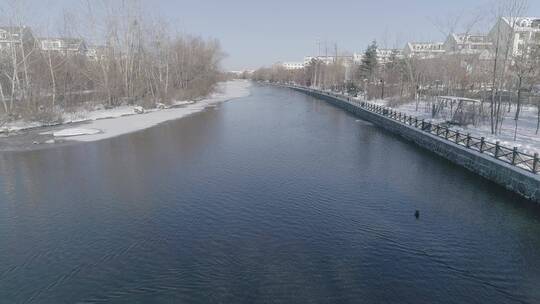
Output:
1,84,540,303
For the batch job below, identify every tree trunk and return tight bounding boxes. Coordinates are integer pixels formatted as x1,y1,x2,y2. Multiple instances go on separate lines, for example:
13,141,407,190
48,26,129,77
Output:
513,76,522,141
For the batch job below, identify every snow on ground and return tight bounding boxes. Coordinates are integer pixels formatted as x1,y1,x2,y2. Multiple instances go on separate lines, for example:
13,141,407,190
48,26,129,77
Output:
53,80,251,142
62,105,144,124
51,128,102,137
365,98,540,155
3,121,44,132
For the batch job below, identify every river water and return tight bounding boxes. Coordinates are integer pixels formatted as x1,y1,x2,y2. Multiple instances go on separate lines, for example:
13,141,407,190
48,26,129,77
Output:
1,84,540,303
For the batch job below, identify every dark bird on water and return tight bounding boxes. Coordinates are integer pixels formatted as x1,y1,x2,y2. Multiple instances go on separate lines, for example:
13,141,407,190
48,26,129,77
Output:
414,210,420,219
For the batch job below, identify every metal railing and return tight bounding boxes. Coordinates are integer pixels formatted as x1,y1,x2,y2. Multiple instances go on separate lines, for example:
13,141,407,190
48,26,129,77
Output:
289,85,539,175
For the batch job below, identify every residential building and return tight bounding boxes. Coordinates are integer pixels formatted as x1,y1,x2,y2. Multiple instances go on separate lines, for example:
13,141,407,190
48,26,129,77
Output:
443,33,493,54
353,53,364,65
488,17,540,56
0,26,35,52
403,42,445,58
279,62,305,70
304,56,335,66
376,48,404,64
38,37,88,56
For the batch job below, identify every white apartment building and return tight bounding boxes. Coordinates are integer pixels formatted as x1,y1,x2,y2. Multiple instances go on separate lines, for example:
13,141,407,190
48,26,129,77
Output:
376,49,404,64
489,17,540,56
280,62,305,70
39,37,87,56
403,42,446,58
353,53,364,65
0,26,35,52
304,56,335,65
443,33,493,54
354,49,403,65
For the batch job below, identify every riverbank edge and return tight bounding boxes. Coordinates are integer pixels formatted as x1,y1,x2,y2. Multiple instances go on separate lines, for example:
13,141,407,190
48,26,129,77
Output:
0,81,252,150
287,85,540,204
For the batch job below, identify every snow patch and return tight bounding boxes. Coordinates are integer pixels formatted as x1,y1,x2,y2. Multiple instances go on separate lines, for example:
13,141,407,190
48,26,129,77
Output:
53,128,101,137
71,80,251,142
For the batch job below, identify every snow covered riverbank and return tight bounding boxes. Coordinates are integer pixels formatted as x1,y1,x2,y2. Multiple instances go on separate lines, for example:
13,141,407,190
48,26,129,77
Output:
7,80,251,144
364,98,540,155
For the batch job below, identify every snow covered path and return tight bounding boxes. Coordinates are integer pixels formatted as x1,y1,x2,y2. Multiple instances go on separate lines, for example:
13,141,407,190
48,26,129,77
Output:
52,80,251,142
366,98,540,155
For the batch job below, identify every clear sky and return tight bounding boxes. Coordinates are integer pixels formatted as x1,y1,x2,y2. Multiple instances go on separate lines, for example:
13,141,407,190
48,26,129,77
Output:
4,0,540,71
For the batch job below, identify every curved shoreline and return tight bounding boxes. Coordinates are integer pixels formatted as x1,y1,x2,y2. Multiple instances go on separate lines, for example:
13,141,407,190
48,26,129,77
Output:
0,80,251,151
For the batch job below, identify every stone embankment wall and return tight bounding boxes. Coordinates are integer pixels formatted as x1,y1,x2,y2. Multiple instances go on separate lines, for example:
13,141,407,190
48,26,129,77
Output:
291,86,540,204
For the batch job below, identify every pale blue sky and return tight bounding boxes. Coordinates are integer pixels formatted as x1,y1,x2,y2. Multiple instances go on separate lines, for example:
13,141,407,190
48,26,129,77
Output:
4,0,540,70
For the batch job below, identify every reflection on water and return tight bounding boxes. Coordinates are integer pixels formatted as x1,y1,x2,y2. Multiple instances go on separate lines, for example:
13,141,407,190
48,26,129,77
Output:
1,85,540,303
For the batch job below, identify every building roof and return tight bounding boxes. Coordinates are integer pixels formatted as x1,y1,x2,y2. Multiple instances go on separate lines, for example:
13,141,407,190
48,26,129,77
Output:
0,26,33,42
451,33,491,44
38,37,86,51
407,42,445,48
502,17,540,31
39,37,85,44
406,42,446,54
377,48,403,54
0,26,30,33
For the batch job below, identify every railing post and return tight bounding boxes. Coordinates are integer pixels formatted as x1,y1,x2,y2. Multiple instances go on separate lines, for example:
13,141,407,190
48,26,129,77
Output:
455,131,460,143
466,133,471,148
421,119,425,130
414,118,418,128
495,141,500,158
512,147,518,165
445,128,449,139
534,153,539,173
480,137,485,153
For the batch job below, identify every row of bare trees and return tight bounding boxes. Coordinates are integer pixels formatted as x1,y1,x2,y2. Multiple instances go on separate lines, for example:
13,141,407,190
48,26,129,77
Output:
0,0,225,125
